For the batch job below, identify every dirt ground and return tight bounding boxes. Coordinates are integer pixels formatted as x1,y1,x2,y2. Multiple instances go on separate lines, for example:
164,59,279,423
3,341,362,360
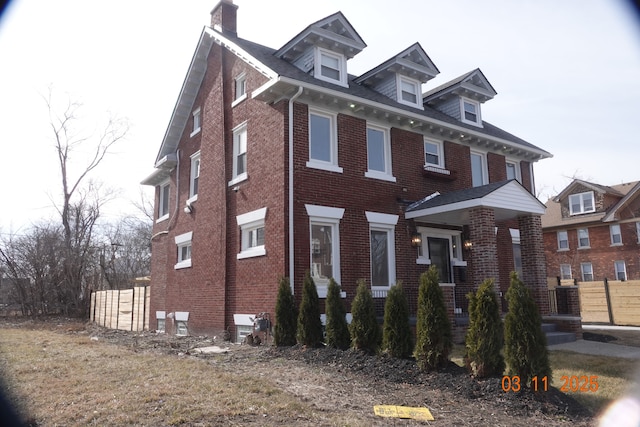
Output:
6,319,631,426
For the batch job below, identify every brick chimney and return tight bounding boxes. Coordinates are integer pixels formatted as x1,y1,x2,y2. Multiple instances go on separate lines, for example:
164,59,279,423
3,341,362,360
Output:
210,0,238,36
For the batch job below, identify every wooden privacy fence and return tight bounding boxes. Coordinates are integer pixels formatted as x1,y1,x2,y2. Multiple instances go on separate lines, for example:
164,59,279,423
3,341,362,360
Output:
551,278,640,326
90,286,150,331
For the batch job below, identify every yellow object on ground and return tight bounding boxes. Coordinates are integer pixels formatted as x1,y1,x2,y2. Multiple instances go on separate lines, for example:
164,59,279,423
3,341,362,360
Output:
373,405,434,421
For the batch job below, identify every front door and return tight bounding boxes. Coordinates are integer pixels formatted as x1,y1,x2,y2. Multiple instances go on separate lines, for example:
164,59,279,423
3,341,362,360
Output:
428,237,452,283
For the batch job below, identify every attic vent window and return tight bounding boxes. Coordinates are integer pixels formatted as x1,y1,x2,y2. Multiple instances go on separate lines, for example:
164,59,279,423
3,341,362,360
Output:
397,75,421,108
461,98,481,126
315,48,347,87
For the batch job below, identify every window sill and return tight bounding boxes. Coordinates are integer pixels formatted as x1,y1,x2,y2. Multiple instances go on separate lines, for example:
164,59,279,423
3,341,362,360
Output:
306,161,343,174
156,214,169,224
228,173,248,187
416,258,431,265
231,94,247,108
186,194,198,205
557,248,569,252
316,287,346,299
190,128,201,138
610,243,623,247
452,260,467,267
365,170,396,182
578,246,591,250
422,166,457,181
237,246,266,260
174,259,192,270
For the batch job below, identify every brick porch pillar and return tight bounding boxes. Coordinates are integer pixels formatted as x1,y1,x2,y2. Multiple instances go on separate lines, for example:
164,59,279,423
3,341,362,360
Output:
469,207,499,289
518,214,550,315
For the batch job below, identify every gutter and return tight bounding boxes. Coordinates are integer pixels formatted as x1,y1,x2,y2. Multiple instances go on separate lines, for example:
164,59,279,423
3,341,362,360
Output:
288,86,304,294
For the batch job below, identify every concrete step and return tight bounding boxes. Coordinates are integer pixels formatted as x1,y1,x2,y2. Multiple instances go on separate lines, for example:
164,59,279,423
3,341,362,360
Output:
546,331,577,346
541,323,557,333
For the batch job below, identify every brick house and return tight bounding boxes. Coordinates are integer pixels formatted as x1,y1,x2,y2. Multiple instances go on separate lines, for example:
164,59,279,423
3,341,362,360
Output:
142,1,553,341
542,179,640,283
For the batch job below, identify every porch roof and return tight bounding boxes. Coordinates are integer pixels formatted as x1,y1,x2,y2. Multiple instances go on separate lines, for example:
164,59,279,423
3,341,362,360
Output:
405,180,546,225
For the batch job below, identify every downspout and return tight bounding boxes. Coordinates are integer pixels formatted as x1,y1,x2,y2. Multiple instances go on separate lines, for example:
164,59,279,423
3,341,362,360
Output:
288,86,303,294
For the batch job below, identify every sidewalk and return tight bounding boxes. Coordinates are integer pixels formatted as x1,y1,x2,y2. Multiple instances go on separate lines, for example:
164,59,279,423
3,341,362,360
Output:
548,339,640,359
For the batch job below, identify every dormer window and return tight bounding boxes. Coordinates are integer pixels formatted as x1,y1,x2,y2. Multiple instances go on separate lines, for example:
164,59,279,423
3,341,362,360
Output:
461,98,481,126
397,75,421,108
569,191,595,215
315,48,347,87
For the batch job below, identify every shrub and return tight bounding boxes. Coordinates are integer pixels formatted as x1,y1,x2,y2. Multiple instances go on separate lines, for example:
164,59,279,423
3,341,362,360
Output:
350,279,380,353
504,272,551,387
296,271,323,348
274,277,297,347
325,278,351,350
382,281,413,358
465,278,505,377
414,266,452,371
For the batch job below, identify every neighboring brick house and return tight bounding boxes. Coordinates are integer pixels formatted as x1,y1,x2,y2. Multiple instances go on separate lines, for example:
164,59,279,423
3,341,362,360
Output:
142,1,553,340
542,179,640,283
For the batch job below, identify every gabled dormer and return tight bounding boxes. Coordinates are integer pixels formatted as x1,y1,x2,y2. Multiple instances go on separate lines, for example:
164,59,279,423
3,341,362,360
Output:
553,179,624,218
275,12,366,88
354,43,439,110
423,68,497,127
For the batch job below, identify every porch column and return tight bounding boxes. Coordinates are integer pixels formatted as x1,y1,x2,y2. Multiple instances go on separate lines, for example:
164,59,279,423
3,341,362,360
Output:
469,207,498,288
517,214,550,315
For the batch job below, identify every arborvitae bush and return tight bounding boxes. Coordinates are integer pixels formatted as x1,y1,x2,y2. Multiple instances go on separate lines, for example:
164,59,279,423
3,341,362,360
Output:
296,271,324,348
325,278,350,350
274,277,297,347
382,281,413,358
414,266,452,371
465,278,505,377
504,272,551,386
350,279,380,353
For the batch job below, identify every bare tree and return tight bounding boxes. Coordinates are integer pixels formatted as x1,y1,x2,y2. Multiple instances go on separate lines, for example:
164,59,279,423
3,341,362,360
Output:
45,89,128,316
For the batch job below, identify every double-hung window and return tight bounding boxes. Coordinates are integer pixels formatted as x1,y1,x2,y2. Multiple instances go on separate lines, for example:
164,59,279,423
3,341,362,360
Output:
175,232,193,269
366,212,398,289
614,260,627,281
557,230,569,250
233,73,246,106
578,228,590,248
397,75,421,108
365,124,394,181
306,204,344,297
424,138,444,169
236,207,267,259
189,151,200,202
229,122,248,186
560,264,572,280
461,97,481,126
191,107,201,137
581,263,594,282
470,151,487,187
315,48,347,87
307,109,341,173
610,224,622,245
157,181,170,223
569,191,595,215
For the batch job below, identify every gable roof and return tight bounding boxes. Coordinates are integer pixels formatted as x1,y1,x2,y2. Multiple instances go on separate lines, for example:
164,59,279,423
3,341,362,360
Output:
406,180,546,225
423,68,497,104
275,11,366,61
553,178,624,202
353,42,439,86
603,181,640,222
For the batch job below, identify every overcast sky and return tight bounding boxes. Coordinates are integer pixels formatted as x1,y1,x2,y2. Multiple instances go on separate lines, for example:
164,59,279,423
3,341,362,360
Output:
1,0,639,233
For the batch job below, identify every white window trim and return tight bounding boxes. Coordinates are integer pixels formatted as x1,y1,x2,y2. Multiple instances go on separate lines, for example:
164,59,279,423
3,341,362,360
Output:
188,151,201,203
365,124,395,182
577,228,590,249
424,137,445,169
314,47,347,87
157,180,170,223
307,109,342,173
232,73,247,107
614,260,627,281
610,224,623,246
505,159,521,183
229,122,248,186
366,211,398,290
396,75,423,109
175,231,193,269
190,107,201,137
569,191,595,215
416,227,466,270
637,222,640,244
581,262,594,281
306,204,344,297
460,97,482,127
560,264,572,280
236,207,267,259
557,230,569,251
470,150,488,187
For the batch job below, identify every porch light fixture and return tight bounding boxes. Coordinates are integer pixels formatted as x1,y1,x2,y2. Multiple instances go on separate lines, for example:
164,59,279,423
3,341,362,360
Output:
463,239,473,250
411,232,422,247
